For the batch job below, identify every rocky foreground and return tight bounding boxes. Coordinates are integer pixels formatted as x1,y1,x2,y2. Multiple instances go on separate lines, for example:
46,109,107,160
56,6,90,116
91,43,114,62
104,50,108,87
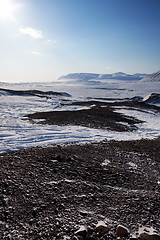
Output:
0,138,160,239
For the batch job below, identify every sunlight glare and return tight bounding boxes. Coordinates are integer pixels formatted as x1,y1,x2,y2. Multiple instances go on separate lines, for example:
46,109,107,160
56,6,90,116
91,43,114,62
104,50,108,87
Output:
0,0,18,19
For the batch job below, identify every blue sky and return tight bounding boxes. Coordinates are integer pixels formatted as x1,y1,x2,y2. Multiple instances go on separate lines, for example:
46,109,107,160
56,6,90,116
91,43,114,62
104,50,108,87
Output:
0,0,160,82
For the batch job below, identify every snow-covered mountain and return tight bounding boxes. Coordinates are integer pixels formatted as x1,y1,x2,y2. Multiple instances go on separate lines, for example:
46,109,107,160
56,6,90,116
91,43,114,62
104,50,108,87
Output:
58,72,147,81
58,73,99,81
141,70,160,82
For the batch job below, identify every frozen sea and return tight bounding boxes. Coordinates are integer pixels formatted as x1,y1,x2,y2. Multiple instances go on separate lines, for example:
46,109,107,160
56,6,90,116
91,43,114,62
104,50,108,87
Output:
0,78,160,152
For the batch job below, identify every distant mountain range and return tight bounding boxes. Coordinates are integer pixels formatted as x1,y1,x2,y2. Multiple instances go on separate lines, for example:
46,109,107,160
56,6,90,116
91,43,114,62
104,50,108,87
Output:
58,72,148,81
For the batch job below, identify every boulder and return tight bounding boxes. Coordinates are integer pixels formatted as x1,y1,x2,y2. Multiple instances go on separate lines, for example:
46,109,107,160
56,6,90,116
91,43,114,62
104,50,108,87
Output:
75,225,88,237
116,225,129,237
95,221,109,234
140,233,160,240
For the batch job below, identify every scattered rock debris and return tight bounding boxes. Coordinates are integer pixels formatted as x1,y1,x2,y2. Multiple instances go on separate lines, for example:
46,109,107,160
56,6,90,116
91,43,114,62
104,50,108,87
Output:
0,138,160,239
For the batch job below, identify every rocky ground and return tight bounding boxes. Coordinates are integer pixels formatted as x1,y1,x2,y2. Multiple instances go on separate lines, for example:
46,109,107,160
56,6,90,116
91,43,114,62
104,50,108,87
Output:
25,100,160,132
1,100,160,239
0,137,160,239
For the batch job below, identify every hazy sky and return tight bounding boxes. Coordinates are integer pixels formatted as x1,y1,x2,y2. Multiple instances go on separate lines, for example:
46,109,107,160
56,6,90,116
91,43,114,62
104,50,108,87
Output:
0,0,160,82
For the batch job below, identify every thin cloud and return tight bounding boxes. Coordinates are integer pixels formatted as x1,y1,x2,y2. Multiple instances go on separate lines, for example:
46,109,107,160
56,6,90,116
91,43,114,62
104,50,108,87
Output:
31,51,41,56
20,27,43,39
44,39,57,45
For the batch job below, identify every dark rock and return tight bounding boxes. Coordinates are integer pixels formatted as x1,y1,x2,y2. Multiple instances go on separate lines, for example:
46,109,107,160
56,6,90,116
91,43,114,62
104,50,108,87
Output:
95,221,109,235
140,233,160,240
29,218,34,225
67,156,74,162
56,155,62,161
32,207,38,217
75,225,88,237
79,211,88,217
72,236,79,240
116,225,129,237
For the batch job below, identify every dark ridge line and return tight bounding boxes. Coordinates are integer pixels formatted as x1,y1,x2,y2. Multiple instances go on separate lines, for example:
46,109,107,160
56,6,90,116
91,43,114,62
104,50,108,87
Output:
0,88,71,98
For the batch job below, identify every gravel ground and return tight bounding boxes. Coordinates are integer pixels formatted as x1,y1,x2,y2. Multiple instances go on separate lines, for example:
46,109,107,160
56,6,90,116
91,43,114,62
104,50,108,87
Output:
0,137,160,239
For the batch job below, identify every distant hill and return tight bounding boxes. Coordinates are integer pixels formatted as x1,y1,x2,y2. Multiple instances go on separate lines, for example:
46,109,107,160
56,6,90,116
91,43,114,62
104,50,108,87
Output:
58,72,147,81
58,73,99,81
141,70,160,82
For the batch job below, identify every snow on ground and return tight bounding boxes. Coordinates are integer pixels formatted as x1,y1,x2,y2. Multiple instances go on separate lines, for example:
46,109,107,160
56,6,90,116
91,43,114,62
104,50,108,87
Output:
0,80,160,152
137,226,160,236
115,107,160,138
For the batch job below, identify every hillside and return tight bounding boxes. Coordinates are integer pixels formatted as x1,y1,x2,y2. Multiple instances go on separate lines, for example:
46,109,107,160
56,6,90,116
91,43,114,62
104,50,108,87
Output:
141,70,160,82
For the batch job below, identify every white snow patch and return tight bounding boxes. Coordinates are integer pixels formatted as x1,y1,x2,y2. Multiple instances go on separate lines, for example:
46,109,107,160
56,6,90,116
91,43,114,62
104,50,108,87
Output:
75,194,87,199
115,108,160,139
118,121,130,126
127,162,138,169
63,236,70,240
47,179,76,185
101,159,111,166
4,198,9,205
138,226,159,235
96,220,108,228
79,209,94,215
64,179,76,183
47,181,60,185
75,225,88,234
30,119,46,123
51,160,58,163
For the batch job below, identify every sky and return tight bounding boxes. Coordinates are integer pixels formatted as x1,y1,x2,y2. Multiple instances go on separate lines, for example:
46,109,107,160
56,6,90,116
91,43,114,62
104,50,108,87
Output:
0,0,160,82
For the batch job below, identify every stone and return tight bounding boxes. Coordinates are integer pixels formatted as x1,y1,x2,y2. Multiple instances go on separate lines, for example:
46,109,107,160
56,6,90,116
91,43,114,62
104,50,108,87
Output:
95,225,109,234
67,156,73,161
95,221,109,234
32,207,38,217
79,211,88,217
116,225,129,237
140,233,160,240
56,155,62,161
71,236,79,240
75,225,88,237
